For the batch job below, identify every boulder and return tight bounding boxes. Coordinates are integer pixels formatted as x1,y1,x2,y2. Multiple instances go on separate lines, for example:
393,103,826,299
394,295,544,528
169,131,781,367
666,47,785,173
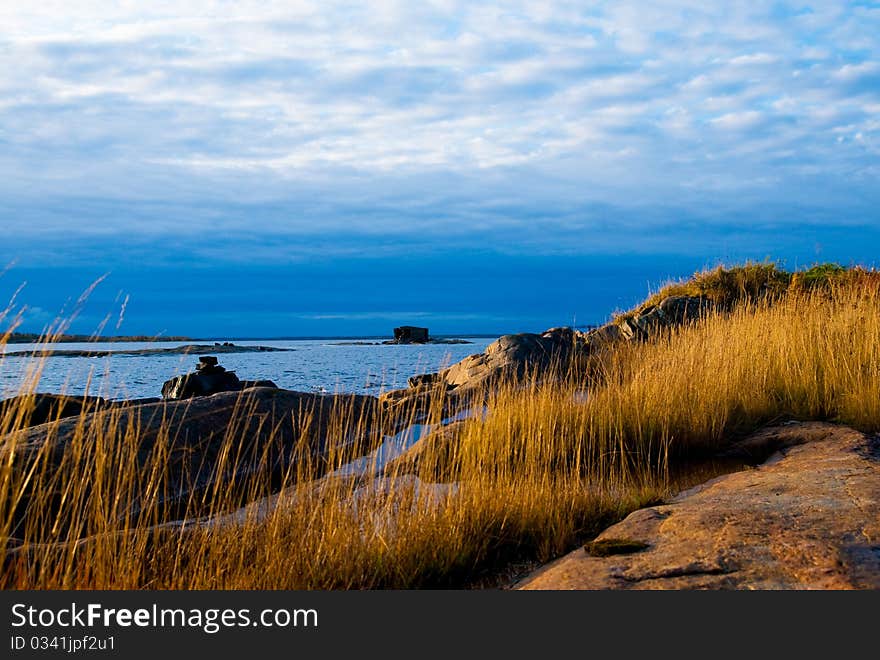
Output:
658,295,712,323
239,379,279,390
584,323,624,347
161,355,246,399
414,326,590,394
617,296,713,341
518,422,880,589
380,327,591,426
0,394,163,431
407,373,441,388
380,298,714,425
0,393,106,428
3,387,382,535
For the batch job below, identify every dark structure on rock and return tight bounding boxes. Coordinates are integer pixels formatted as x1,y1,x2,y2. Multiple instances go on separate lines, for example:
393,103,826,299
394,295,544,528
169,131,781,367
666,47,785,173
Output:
392,326,430,344
161,355,277,400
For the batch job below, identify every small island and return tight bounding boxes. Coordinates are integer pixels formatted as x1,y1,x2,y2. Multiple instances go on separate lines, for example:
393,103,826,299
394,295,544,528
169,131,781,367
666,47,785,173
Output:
1,342,292,358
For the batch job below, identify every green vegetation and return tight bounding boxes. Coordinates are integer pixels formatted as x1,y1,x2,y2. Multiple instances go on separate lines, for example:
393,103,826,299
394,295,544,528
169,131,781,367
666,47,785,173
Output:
619,261,872,321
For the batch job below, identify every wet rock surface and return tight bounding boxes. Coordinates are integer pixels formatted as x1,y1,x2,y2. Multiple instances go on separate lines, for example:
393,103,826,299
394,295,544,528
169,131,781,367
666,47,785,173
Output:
517,422,880,590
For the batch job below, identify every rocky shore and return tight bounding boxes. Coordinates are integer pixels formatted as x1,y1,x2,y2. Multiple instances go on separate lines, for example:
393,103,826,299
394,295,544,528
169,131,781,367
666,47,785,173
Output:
4,268,880,589
0,293,768,547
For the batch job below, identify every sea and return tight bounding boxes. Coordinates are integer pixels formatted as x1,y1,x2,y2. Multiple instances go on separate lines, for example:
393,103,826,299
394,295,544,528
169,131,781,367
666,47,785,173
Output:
0,337,498,400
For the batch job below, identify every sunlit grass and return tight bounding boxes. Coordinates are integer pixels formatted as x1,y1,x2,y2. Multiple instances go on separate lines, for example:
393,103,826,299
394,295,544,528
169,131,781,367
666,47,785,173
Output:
2,265,880,588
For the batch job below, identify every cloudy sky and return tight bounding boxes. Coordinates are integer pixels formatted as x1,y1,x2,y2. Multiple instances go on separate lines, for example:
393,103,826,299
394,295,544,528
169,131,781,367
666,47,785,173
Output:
1,1,878,336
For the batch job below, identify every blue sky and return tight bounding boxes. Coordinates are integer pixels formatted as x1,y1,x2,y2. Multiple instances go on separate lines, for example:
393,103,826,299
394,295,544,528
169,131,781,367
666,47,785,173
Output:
1,1,879,336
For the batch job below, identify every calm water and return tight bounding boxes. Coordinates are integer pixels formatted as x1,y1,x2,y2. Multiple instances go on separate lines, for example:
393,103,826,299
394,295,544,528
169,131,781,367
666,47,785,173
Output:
0,338,497,400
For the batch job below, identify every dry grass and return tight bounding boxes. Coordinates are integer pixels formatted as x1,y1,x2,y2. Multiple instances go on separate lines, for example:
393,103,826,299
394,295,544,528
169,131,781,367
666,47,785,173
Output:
2,265,880,588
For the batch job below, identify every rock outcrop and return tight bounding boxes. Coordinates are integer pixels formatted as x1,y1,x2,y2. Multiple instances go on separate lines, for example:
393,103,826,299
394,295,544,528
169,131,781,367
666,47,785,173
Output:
0,393,163,430
616,295,711,341
161,355,241,399
4,387,381,535
518,422,880,590
381,298,711,425
1,393,106,428
161,355,278,400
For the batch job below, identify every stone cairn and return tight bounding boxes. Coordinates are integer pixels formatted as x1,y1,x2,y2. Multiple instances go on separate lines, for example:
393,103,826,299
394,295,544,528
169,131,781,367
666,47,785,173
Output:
161,355,242,400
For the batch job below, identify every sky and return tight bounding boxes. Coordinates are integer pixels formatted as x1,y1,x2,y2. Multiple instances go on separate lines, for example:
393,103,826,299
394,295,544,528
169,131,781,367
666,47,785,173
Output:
1,1,878,337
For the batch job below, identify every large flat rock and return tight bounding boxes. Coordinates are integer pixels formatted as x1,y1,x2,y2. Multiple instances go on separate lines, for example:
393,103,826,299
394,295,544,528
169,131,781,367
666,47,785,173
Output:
3,387,381,535
518,422,880,590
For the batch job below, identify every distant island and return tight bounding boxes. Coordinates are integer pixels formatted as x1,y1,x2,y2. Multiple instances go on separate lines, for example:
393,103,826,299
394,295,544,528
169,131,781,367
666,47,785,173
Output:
1,342,291,358
6,331,496,344
6,332,193,344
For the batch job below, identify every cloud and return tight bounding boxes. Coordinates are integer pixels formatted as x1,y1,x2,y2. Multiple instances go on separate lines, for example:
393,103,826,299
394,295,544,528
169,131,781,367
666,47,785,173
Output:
0,1,877,262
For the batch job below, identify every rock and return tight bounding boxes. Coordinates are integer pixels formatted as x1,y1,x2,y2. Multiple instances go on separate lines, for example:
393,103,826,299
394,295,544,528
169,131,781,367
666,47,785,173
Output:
408,373,441,388
197,355,220,369
446,327,590,392
517,422,880,590
4,387,382,533
617,296,713,341
658,295,711,323
380,297,713,426
380,327,591,427
585,323,624,347
161,355,243,399
617,317,639,341
392,326,429,344
380,327,595,427
632,306,665,335
0,393,106,428
239,379,278,390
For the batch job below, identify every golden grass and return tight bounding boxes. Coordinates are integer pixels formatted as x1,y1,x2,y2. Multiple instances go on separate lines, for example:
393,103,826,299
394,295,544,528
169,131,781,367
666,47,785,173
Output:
2,267,880,588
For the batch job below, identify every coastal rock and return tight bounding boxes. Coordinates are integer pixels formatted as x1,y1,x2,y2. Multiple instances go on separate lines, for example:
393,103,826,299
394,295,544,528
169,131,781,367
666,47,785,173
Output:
658,295,711,323
380,296,716,426
380,326,591,426
239,379,279,390
584,323,624,347
416,326,590,393
161,355,248,399
4,387,382,532
615,296,711,341
517,422,880,590
407,373,441,388
0,393,106,428
0,393,163,431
